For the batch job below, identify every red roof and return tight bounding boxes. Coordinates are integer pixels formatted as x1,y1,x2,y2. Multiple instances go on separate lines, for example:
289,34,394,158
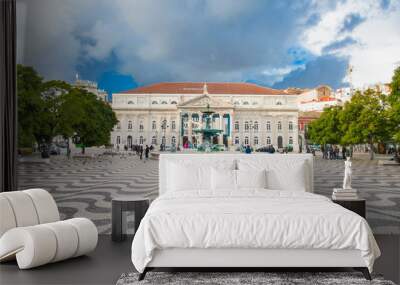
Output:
120,82,290,95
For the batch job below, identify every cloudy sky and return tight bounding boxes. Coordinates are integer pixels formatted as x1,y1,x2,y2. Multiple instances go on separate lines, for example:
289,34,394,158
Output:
16,0,400,95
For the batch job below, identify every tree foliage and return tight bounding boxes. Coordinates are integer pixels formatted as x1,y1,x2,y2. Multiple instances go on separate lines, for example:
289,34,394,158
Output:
17,65,43,147
308,106,343,145
340,89,390,146
388,67,400,143
17,65,117,153
309,86,392,159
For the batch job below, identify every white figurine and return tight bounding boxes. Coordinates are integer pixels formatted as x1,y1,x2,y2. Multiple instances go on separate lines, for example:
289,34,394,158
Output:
343,157,352,189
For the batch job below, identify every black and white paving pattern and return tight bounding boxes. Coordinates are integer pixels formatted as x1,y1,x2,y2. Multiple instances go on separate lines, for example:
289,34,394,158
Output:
17,153,400,234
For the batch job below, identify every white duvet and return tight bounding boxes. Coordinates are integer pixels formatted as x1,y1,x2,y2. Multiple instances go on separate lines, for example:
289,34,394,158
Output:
131,190,380,273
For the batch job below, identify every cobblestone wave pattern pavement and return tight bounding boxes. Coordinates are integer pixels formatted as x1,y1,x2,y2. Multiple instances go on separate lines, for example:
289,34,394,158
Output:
17,154,400,234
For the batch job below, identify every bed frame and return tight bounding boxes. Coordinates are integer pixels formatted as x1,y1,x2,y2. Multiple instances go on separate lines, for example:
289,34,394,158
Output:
138,248,371,280
138,154,371,281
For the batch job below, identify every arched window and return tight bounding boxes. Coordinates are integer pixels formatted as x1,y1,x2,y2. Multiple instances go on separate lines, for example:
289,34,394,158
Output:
266,136,271,145
266,121,271,131
116,136,121,145
276,101,283,105
152,101,158,105
162,136,166,144
234,137,239,145
277,121,282,131
171,120,176,130
139,121,144,132
244,121,249,131
254,136,259,145
127,136,132,147
289,136,293,145
152,136,157,145
171,101,177,104
244,136,249,145
234,101,240,105
243,101,249,105
289,121,293,131
116,122,121,129
139,136,144,144
253,121,258,132
128,121,132,130
152,120,156,130
234,121,239,131
171,136,176,145
127,100,134,104
161,101,168,104
252,101,258,105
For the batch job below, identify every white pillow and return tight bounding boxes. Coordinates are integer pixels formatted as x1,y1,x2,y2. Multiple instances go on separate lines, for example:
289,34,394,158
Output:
238,158,308,192
211,168,237,191
266,161,306,191
168,163,211,191
236,169,267,189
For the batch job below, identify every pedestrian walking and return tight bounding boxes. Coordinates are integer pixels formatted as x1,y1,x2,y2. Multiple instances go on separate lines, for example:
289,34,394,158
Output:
145,145,150,161
139,145,143,160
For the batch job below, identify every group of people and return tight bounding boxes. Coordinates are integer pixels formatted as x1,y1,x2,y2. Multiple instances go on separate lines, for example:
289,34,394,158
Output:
117,144,153,161
321,145,350,160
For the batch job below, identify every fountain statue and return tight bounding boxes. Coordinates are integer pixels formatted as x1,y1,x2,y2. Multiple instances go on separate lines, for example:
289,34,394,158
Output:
194,103,224,152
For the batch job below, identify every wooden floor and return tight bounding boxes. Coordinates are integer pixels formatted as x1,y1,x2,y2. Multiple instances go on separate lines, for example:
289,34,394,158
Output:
0,235,399,285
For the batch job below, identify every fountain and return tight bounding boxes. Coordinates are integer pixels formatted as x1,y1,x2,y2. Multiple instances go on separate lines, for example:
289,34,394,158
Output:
194,103,224,152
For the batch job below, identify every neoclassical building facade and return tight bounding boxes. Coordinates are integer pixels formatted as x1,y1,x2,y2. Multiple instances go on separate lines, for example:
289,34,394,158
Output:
111,82,300,151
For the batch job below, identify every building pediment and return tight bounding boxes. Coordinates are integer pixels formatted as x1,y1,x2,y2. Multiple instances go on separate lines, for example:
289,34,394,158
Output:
178,95,233,109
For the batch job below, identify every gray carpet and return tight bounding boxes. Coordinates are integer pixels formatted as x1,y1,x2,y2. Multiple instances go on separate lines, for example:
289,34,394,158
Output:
116,272,396,285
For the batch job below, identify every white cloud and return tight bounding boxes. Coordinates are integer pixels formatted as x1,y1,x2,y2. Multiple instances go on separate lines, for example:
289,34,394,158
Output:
301,0,400,87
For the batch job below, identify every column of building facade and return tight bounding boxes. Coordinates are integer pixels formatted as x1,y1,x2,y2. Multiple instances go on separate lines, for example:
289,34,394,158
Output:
218,114,223,145
188,112,192,144
228,111,233,147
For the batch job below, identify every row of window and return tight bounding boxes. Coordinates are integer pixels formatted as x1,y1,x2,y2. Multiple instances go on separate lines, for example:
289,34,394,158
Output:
233,101,283,106
126,100,178,105
116,136,176,146
125,100,284,106
234,136,294,145
117,120,177,131
234,121,294,132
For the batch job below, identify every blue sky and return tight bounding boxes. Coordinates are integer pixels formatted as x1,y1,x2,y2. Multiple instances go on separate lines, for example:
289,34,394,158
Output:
17,0,400,96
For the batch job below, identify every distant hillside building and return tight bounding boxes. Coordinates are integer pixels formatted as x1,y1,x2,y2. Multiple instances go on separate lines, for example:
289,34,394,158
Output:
73,75,108,101
111,82,300,151
298,85,342,112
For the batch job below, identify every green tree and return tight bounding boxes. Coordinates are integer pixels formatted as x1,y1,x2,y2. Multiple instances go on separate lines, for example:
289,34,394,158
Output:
17,65,118,156
388,67,400,145
308,106,343,145
67,88,117,154
340,89,390,160
33,80,72,150
17,65,43,147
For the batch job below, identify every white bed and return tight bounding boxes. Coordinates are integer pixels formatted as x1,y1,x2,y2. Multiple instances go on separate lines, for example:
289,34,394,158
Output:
131,154,380,280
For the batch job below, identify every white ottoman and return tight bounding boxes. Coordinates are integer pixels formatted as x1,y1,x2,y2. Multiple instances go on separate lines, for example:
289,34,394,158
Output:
0,189,98,269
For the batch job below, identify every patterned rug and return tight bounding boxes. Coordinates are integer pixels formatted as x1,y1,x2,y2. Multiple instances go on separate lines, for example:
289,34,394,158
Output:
116,272,396,285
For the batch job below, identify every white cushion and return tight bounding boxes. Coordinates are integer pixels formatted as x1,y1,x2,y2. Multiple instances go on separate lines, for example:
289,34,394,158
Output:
168,163,211,191
238,159,307,192
0,196,16,237
1,191,39,227
266,161,306,191
237,169,267,189
211,168,237,191
23,189,59,224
